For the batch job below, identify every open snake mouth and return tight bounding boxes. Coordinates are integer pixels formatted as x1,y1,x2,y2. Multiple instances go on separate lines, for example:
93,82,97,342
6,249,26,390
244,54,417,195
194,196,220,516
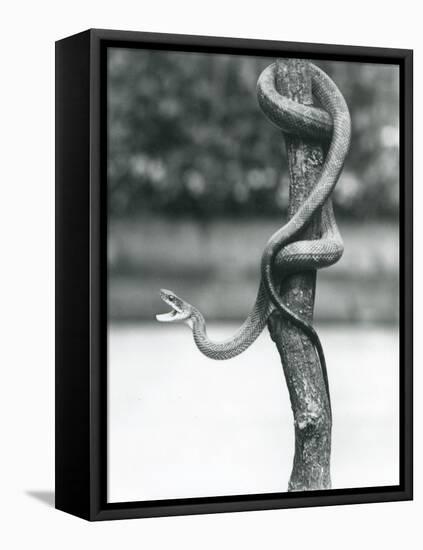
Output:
156,289,188,322
156,310,179,322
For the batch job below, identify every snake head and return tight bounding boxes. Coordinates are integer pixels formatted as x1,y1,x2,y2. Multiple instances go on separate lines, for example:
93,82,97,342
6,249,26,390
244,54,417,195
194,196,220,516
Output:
156,289,192,323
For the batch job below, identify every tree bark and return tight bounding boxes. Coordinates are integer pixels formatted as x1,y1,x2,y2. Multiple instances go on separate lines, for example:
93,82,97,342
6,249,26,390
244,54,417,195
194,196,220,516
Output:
267,59,332,491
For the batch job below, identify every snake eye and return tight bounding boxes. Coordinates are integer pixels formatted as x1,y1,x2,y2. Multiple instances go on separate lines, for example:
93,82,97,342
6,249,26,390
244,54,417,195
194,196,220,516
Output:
168,295,174,302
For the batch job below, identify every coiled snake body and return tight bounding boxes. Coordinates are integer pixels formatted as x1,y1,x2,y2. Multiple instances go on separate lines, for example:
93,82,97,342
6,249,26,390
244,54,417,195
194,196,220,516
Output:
157,62,351,405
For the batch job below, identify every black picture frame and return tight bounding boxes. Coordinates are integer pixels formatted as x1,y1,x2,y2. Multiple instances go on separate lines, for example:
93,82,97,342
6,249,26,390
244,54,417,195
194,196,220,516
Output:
55,28,413,521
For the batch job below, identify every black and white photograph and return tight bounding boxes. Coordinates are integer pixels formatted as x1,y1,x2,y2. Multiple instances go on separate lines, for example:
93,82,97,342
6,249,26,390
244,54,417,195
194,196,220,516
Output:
1,0,420,545
106,45,403,503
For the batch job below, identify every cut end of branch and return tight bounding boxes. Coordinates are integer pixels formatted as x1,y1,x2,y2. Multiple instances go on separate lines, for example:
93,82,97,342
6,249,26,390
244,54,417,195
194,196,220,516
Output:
275,59,313,105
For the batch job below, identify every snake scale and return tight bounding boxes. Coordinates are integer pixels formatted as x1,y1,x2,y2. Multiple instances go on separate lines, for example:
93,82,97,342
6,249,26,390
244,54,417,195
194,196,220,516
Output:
157,61,351,407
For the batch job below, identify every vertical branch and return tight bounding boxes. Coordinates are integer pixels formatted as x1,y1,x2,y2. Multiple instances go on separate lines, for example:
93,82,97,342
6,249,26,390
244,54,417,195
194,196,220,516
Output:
267,59,332,491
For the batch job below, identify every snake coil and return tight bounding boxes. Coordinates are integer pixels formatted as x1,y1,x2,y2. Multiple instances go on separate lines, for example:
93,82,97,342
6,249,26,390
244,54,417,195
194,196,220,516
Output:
157,61,351,414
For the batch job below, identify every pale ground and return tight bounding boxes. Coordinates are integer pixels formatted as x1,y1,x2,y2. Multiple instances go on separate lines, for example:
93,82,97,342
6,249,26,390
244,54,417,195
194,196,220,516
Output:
108,323,399,503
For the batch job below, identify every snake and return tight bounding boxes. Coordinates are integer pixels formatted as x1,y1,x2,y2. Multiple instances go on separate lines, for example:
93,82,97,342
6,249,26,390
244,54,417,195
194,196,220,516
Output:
156,61,351,408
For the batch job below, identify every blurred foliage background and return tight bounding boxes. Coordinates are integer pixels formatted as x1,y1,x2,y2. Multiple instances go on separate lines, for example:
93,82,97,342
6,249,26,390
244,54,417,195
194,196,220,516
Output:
108,49,399,221
107,48,399,323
